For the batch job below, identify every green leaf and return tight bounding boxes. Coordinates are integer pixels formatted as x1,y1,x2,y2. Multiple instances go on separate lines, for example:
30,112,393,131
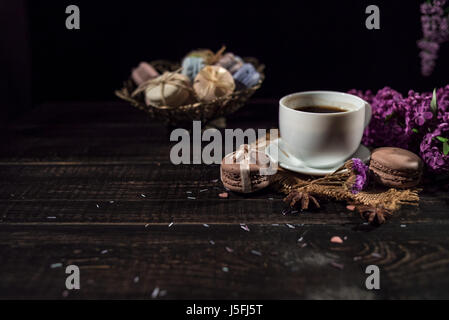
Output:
444,142,449,156
412,128,419,133
384,112,395,123
437,136,449,143
431,88,438,115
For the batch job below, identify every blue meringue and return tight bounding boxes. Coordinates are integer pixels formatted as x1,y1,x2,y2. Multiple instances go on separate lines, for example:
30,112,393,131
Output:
232,63,260,88
182,57,205,81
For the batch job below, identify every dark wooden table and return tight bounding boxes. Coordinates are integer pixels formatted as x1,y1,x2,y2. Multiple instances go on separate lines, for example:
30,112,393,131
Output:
0,101,448,300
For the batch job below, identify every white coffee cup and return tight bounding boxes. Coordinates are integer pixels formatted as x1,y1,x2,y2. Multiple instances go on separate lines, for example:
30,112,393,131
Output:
279,91,372,168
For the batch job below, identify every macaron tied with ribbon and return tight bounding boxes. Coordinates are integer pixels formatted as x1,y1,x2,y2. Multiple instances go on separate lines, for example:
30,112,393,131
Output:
182,57,206,81
186,46,226,65
220,144,272,193
214,53,243,74
132,72,191,108
233,63,260,89
131,62,159,85
193,65,235,102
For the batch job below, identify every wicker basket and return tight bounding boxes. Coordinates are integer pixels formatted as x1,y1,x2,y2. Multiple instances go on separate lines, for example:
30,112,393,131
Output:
115,58,265,127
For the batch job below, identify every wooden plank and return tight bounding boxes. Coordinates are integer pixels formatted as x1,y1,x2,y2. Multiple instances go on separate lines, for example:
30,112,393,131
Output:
0,164,227,191
0,198,442,225
0,164,447,196
0,128,275,162
7,100,278,126
0,141,171,162
0,199,358,225
0,224,448,299
0,101,277,162
0,164,446,224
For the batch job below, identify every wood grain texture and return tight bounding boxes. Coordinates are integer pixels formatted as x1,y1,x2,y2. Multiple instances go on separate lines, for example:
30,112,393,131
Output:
0,101,448,299
1,224,449,299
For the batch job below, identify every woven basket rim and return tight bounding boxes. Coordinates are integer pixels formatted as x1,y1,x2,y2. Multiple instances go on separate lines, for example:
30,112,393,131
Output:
114,57,265,125
116,57,264,109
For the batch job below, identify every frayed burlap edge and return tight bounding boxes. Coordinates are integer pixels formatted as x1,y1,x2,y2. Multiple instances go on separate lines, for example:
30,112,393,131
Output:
272,168,420,212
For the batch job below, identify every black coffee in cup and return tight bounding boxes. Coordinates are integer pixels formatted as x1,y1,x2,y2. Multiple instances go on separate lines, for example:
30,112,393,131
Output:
292,105,347,113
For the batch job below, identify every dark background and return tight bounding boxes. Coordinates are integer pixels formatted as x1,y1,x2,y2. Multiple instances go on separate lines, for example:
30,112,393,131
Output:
1,0,448,120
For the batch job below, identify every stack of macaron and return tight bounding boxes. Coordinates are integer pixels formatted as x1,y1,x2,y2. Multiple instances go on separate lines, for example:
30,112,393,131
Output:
130,47,261,108
220,144,272,193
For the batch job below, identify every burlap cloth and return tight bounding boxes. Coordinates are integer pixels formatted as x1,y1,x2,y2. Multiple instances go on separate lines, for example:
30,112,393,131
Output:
250,134,420,213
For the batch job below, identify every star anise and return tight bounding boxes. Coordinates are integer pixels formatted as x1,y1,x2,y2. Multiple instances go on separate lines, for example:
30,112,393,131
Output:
354,205,392,225
284,190,320,210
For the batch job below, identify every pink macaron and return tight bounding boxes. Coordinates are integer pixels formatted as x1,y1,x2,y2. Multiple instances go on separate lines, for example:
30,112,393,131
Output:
131,62,159,85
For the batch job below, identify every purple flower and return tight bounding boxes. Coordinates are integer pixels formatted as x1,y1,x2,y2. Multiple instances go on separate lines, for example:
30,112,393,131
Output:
413,105,434,125
350,158,369,194
405,91,434,126
440,112,449,122
420,123,449,173
417,0,449,76
436,85,449,119
349,85,449,174
351,87,412,149
348,89,374,104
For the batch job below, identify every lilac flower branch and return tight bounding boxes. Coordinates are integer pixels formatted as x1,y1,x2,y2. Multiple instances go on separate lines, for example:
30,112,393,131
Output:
349,86,449,173
417,0,449,76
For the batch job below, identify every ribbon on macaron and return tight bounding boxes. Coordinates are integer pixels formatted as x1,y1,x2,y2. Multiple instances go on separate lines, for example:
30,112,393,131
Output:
234,144,253,193
194,66,236,100
131,68,193,108
188,46,226,65
223,143,270,193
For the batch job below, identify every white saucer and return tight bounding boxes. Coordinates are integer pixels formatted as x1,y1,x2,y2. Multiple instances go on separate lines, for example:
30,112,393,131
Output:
265,138,371,176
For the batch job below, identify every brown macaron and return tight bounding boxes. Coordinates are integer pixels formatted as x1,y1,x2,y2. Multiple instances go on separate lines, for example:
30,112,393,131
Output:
220,146,272,193
369,147,423,188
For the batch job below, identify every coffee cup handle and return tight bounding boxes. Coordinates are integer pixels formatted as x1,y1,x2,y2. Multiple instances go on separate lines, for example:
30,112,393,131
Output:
364,103,372,128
